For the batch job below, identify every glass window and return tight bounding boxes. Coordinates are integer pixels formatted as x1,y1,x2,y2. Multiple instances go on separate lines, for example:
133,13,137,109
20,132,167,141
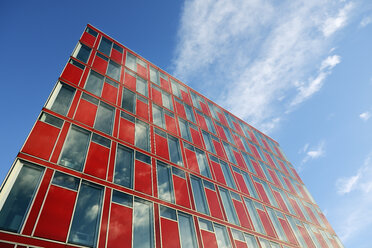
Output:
266,207,287,242
157,161,174,203
136,76,148,97
171,79,187,99
135,119,150,151
222,142,236,164
152,104,165,128
150,67,159,85
133,198,154,248
68,182,103,247
0,161,43,232
112,190,133,207
244,233,259,247
205,116,216,134
46,82,75,116
126,52,136,71
52,171,79,190
114,145,134,188
243,198,265,234
168,136,183,166
241,171,259,199
59,126,90,171
160,205,177,220
178,212,198,248
219,187,239,225
202,131,215,154
195,148,211,178
214,224,232,248
98,36,112,56
39,112,64,128
220,161,236,189
122,88,136,113
107,60,121,81
72,43,91,63
162,91,173,111
190,176,209,215
84,70,104,96
85,27,98,37
179,118,191,142
198,218,214,231
94,102,114,135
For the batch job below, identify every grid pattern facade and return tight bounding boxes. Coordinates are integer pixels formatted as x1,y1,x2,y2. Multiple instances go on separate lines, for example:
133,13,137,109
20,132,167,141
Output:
0,24,344,248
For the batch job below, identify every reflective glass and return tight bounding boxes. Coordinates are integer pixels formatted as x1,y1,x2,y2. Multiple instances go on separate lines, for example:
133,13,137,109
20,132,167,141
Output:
214,224,232,248
73,43,91,63
122,88,136,113
185,104,195,122
52,171,79,190
168,136,182,166
48,82,75,116
112,190,133,207
157,161,174,203
107,60,120,81
98,37,112,56
190,176,209,215
219,187,239,225
136,77,148,96
195,148,211,178
114,145,134,188
133,198,154,248
94,102,114,135
85,71,104,96
178,213,198,248
135,120,150,151
126,53,136,71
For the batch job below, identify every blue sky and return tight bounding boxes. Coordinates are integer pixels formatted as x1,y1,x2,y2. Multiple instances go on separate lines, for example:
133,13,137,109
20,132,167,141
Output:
1,0,372,246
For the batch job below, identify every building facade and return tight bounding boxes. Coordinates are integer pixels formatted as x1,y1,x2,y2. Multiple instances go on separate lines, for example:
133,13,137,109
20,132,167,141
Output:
0,24,343,248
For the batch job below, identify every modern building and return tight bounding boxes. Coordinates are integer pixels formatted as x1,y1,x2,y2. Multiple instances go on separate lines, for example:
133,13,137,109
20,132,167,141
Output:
0,24,343,248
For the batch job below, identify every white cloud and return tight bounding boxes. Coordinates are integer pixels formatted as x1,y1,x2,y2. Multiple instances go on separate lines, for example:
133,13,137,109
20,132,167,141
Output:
359,111,371,121
301,141,326,164
360,16,372,27
172,0,356,133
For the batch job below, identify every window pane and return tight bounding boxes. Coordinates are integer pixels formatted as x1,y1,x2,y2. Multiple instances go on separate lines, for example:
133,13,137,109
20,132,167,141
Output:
135,120,150,151
114,145,134,188
68,182,103,247
136,77,148,96
214,224,232,248
157,161,174,203
179,119,191,141
244,234,259,248
73,43,91,63
178,213,198,248
162,92,173,111
133,198,154,248
152,105,164,128
112,190,133,207
107,60,120,81
98,37,112,56
221,161,236,189
122,88,136,113
48,82,75,116
0,162,43,232
195,148,211,178
39,112,63,128
85,71,104,96
59,126,90,171
52,171,79,190
219,187,239,225
190,176,209,215
150,67,159,85
202,131,215,153
94,102,114,135
160,205,177,220
126,53,136,71
168,136,182,166
185,104,195,122
243,198,265,234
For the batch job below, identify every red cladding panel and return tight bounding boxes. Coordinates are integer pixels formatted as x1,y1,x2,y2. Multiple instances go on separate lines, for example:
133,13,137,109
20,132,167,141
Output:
298,225,316,248
305,206,320,226
196,113,208,131
165,114,177,134
257,209,276,238
185,149,200,174
217,113,228,127
233,200,252,229
118,117,135,145
173,175,191,208
180,90,191,105
278,218,298,245
298,184,311,202
152,87,163,106
22,121,60,160
190,128,203,147
136,99,149,121
264,152,276,168
34,185,77,242
200,102,209,116
101,83,118,105
233,135,245,151
137,64,147,79
160,78,170,92
74,99,98,127
248,144,262,161
289,198,306,220
155,134,170,160
234,172,249,195
272,191,289,212
205,188,224,220
284,178,296,195
110,49,122,64
0,242,14,248
248,131,259,144
213,140,226,159
61,63,84,85
235,240,248,248
211,161,227,185
124,72,136,91
252,160,265,179
278,160,290,175
134,160,152,195
314,232,328,248
107,203,133,248
233,151,246,170
50,122,70,163
255,182,271,205
216,124,227,141
262,139,272,152
92,56,108,74
175,101,187,119
268,169,281,187
160,218,181,248
201,230,218,248
81,32,96,47
84,142,110,179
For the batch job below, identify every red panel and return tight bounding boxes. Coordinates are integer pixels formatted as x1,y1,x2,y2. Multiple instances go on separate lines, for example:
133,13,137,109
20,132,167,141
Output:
201,230,218,248
175,101,187,119
234,172,249,195
314,232,328,248
233,200,252,229
248,144,262,160
181,90,191,105
233,135,245,151
213,140,226,159
155,134,170,160
289,198,306,220
118,117,135,144
50,122,71,163
185,148,200,174
305,206,320,226
252,160,265,179
136,99,149,121
22,121,60,160
0,242,14,248
160,77,170,92
235,240,248,248
61,63,84,85
137,64,147,79
152,87,163,106
190,128,203,147
272,191,289,212
298,225,316,248
264,152,276,168
110,49,122,64
248,131,259,144
200,102,209,116
101,83,118,105
165,114,177,134
173,175,191,208
257,209,276,238
330,238,340,248
134,160,152,195
211,161,226,185
124,72,136,91
98,188,111,248
255,182,271,205
216,124,227,141
279,218,298,245
196,113,208,131
217,112,228,127
84,142,110,179
81,32,96,47
274,146,285,160
284,177,296,195
107,203,133,248
233,121,244,136
74,99,97,127
298,184,311,202
160,218,181,248
292,168,303,183
262,139,272,152
34,185,77,242
92,56,108,74
268,169,281,187
278,160,290,175
233,150,246,169
205,188,224,220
